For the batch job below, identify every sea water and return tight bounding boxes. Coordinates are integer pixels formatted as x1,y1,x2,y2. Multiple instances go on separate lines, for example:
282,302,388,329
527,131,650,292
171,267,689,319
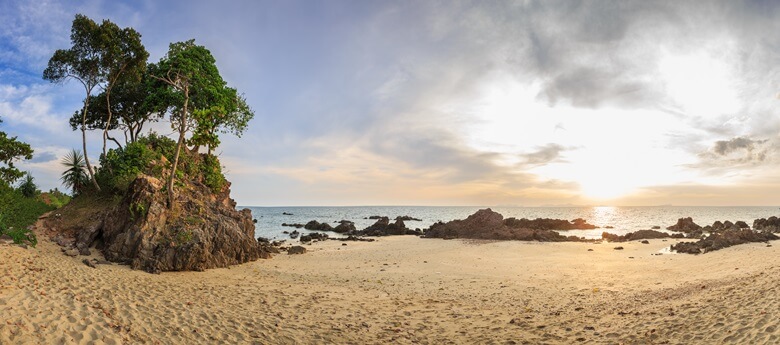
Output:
243,206,780,242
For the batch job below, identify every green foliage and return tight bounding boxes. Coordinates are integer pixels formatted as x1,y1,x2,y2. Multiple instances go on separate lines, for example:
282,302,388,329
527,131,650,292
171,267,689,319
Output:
96,140,159,194
0,118,34,185
17,172,39,198
0,214,38,247
61,149,89,195
0,183,52,247
201,154,226,193
42,188,71,208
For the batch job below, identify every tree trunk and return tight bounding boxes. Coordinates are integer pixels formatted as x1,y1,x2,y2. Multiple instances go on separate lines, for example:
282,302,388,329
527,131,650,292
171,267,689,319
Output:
81,95,101,192
167,87,189,208
102,87,113,159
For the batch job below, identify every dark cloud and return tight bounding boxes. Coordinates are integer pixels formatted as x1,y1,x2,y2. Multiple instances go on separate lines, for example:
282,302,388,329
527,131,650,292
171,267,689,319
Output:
713,137,767,156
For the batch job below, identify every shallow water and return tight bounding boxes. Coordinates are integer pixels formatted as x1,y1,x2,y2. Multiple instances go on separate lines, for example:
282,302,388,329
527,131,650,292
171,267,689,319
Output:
243,206,779,242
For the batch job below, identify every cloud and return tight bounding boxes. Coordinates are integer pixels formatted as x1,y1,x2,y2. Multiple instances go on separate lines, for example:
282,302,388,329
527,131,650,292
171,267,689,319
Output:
521,143,571,166
712,137,767,157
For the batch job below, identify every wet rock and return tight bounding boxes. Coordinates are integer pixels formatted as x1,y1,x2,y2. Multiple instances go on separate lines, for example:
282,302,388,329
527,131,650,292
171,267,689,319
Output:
289,230,300,239
640,240,650,244
735,221,749,229
396,216,422,222
666,217,702,232
287,246,307,255
282,223,305,228
282,212,294,215
357,217,421,236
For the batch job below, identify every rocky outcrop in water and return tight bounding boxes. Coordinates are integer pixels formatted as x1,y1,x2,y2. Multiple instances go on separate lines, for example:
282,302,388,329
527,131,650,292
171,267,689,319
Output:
423,208,588,242
670,229,778,254
356,217,422,236
304,220,334,232
666,217,702,232
601,230,684,242
334,220,356,233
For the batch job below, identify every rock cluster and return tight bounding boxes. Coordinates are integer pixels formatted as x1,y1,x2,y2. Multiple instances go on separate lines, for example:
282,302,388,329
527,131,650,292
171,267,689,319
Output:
357,217,422,236
503,217,597,230
601,230,684,242
422,208,588,242
671,229,778,254
303,220,334,232
753,217,780,232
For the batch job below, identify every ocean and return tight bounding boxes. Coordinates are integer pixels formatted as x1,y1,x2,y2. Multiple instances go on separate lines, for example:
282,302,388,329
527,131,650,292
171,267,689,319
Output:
244,206,780,242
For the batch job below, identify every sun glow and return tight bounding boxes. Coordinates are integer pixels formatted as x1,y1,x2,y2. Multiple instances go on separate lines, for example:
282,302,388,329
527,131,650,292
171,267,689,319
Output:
659,50,739,116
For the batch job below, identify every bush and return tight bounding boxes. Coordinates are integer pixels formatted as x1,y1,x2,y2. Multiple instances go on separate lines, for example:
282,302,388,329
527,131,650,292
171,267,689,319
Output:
201,154,226,192
96,140,160,194
0,183,48,247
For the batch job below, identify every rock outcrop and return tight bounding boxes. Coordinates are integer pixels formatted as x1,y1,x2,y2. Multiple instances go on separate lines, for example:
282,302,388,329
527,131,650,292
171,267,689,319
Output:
357,217,422,236
502,217,597,230
303,220,334,232
49,174,269,273
666,217,702,232
753,216,780,232
601,230,684,242
423,208,588,242
670,229,778,254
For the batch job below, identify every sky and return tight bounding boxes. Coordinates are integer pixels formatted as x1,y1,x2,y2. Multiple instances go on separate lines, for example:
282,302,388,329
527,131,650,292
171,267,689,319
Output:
1,0,779,206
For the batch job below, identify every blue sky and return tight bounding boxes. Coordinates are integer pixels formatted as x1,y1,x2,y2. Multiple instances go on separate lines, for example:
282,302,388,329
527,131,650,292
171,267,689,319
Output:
1,0,780,206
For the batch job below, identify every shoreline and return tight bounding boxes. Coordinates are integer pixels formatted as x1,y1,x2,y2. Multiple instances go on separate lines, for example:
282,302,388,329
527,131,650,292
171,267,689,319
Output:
2,223,779,344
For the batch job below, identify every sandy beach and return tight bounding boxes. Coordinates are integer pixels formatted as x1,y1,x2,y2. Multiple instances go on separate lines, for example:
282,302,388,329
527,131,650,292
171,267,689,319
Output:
2,221,779,344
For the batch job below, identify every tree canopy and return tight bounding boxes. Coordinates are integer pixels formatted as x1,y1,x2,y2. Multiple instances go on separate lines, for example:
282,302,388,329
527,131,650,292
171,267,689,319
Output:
0,118,34,185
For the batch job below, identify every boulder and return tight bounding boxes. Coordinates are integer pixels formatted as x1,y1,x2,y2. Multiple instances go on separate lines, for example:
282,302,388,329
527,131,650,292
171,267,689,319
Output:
282,223,305,228
396,216,422,222
333,221,356,233
753,216,780,232
303,220,334,232
666,217,702,232
503,217,596,230
356,217,421,236
288,246,307,255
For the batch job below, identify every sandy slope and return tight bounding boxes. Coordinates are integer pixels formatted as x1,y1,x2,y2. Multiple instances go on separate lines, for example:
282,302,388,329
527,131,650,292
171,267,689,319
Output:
1,221,779,344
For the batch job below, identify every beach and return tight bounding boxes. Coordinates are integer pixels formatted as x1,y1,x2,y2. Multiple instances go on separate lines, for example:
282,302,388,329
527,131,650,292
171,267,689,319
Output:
2,222,779,344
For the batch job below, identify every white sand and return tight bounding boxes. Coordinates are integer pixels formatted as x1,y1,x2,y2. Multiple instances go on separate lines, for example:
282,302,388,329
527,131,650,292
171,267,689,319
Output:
1,222,779,344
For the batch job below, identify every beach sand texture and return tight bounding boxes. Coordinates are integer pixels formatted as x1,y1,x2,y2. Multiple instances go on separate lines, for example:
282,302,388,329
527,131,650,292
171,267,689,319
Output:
1,222,779,344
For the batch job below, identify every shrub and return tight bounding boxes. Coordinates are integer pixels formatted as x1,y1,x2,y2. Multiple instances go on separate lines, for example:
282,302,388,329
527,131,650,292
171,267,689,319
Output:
201,154,226,193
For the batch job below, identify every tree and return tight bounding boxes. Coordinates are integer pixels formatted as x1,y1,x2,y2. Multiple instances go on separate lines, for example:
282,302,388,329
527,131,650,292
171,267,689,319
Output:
0,118,34,185
43,14,103,192
96,19,148,158
17,172,38,198
60,149,89,196
190,89,254,155
68,70,163,147
149,39,231,207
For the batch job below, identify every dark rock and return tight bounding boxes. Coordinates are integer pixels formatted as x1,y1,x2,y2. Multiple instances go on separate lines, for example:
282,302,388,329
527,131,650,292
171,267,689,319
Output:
299,235,312,242
423,209,589,242
65,249,79,257
641,240,650,244
282,212,294,215
753,216,780,232
342,243,347,246
671,229,779,254
282,223,305,228
503,216,596,230
0,234,12,244
289,230,300,239
666,217,702,232
79,247,91,256
303,221,333,232
331,235,376,242
396,216,422,222
83,259,97,268
357,217,421,237
257,237,270,243
288,246,307,255
735,221,749,229
253,219,258,223
367,216,384,220
613,246,624,250
334,221,356,233
601,230,683,242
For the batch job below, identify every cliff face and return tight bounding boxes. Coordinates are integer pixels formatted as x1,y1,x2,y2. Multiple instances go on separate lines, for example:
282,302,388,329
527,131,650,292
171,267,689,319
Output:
58,174,267,273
